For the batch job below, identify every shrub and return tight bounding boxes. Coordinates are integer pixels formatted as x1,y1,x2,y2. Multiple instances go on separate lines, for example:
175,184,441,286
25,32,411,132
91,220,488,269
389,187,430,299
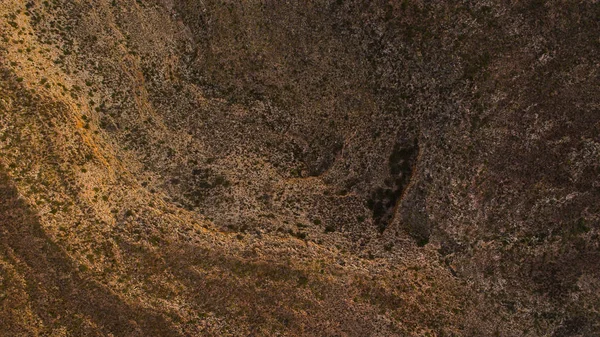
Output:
324,225,335,233
294,232,307,240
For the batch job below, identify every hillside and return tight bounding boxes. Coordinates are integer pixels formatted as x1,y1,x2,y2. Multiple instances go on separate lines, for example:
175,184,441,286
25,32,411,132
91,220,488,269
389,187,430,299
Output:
1,0,599,336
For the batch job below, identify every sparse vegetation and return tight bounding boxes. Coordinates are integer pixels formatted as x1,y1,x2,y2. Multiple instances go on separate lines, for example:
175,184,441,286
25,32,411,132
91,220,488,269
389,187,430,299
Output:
0,0,597,336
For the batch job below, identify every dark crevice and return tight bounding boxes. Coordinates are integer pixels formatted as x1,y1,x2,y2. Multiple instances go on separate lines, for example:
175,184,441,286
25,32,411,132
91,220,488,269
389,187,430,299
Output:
367,138,418,232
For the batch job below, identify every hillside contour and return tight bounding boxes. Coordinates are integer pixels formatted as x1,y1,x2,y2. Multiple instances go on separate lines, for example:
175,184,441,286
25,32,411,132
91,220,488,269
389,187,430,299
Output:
1,0,599,336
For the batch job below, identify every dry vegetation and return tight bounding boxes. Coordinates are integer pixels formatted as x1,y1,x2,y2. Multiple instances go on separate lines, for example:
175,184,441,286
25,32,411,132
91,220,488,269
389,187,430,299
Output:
0,0,599,336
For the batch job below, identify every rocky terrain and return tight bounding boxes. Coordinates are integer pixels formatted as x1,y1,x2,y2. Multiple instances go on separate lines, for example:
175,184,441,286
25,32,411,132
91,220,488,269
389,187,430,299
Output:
1,0,599,336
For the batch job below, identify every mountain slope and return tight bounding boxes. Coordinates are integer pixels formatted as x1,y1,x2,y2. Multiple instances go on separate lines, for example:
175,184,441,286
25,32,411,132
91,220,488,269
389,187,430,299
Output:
1,0,599,336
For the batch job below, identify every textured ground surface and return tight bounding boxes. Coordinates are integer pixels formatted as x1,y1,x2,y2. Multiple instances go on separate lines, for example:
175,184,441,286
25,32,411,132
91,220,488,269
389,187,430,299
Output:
1,0,599,336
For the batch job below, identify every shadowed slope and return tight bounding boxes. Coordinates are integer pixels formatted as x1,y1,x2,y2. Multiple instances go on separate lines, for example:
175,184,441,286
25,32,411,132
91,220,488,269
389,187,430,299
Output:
0,169,182,337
